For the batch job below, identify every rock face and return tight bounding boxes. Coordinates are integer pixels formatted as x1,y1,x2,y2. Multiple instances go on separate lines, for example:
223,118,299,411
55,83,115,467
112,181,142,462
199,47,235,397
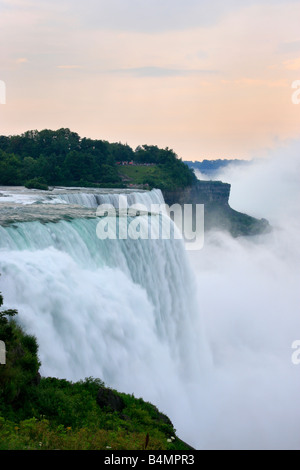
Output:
97,387,125,412
162,180,231,205
162,180,270,237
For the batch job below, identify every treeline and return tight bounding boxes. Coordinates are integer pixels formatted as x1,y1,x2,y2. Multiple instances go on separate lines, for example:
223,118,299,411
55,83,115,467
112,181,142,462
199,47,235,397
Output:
0,128,196,190
184,159,249,173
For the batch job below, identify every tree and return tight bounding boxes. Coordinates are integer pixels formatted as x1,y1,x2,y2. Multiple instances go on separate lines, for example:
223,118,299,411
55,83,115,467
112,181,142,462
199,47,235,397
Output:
0,291,40,405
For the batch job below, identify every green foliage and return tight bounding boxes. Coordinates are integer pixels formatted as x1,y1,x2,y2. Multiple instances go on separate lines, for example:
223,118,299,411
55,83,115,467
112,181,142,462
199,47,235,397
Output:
0,129,196,190
119,161,194,191
0,293,40,407
0,129,123,187
0,292,192,450
25,177,49,190
0,373,189,450
133,145,196,189
0,415,176,450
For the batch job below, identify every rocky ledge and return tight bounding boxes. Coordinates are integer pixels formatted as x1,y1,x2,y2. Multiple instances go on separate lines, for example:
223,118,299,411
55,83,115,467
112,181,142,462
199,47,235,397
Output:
162,180,270,237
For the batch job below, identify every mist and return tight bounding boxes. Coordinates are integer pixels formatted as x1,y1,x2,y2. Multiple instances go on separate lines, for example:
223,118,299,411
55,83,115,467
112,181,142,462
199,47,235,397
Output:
0,142,299,450
183,140,300,449
205,139,300,223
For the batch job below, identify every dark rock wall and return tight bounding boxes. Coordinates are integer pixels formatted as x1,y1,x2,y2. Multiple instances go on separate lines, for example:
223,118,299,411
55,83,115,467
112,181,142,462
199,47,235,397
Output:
162,180,270,237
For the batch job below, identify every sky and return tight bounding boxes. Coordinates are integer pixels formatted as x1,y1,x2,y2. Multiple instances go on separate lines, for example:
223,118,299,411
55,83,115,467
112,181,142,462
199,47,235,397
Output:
0,0,300,160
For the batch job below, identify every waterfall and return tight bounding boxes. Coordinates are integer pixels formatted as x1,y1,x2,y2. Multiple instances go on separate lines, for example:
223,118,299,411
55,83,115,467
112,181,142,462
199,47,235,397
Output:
0,187,203,432
2,179,300,450
57,188,165,210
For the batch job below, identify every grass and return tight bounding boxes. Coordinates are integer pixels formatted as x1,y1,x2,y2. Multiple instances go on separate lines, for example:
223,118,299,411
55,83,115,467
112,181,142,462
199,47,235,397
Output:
0,416,173,450
118,165,180,190
118,165,159,182
0,375,193,451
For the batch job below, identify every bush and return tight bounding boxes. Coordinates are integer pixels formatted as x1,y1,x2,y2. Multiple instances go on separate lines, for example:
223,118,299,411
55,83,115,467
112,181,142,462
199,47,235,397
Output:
0,293,40,406
25,177,49,190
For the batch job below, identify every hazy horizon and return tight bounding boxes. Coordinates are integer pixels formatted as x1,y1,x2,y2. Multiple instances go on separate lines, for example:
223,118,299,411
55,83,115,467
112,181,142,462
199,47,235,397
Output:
1,0,300,161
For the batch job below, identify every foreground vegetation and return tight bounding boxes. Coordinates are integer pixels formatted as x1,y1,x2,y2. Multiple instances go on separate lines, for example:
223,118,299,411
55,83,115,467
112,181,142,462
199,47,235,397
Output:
0,380,189,451
118,162,193,191
0,293,192,451
0,128,196,191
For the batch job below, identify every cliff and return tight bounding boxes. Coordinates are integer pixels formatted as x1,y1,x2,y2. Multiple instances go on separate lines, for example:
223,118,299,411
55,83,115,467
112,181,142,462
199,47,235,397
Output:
162,180,270,237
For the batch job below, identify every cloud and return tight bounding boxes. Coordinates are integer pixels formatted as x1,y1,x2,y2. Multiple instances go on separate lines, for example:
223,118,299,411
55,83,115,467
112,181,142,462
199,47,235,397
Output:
0,0,36,8
56,65,82,69
283,58,300,70
3,0,298,34
63,0,300,33
221,78,288,88
277,40,300,54
15,57,29,64
113,66,218,78
1,0,300,160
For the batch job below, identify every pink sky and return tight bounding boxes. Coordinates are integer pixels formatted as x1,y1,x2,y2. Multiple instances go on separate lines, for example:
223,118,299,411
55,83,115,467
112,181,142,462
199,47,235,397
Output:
0,0,300,160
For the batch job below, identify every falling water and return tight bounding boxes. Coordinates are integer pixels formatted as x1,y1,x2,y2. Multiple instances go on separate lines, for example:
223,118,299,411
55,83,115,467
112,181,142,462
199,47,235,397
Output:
0,186,204,442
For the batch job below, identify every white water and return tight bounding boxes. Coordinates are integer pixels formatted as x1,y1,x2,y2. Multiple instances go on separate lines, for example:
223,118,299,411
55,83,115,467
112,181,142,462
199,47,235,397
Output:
1,141,300,450
0,187,206,443
188,142,300,449
57,188,164,211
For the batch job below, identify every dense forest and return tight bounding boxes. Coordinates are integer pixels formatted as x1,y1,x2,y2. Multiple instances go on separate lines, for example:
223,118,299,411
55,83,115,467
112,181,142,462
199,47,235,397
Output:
0,128,196,191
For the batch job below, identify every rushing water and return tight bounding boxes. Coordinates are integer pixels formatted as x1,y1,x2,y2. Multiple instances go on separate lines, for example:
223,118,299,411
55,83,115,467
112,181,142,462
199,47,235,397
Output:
1,176,300,450
0,186,206,442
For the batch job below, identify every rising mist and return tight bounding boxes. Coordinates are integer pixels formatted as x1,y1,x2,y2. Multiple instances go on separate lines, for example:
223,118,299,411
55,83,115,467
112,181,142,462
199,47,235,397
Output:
184,140,300,449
